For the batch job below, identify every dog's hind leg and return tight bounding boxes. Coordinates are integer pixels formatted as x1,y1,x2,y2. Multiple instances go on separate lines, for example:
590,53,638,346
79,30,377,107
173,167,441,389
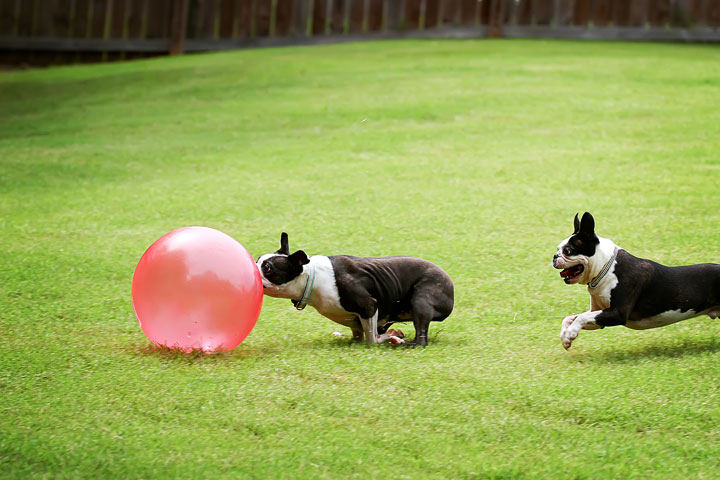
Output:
395,297,436,347
392,284,453,347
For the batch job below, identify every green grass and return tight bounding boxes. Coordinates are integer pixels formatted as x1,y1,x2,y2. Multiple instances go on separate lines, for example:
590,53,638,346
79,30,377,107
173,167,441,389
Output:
2,39,720,479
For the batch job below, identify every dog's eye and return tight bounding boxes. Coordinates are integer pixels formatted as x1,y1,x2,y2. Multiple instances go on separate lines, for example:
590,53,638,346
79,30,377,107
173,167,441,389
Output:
563,246,572,256
262,263,272,273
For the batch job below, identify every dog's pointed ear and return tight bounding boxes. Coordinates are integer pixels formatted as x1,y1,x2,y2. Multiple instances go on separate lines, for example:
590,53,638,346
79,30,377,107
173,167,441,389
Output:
288,250,310,266
573,213,580,234
579,212,595,236
277,232,289,255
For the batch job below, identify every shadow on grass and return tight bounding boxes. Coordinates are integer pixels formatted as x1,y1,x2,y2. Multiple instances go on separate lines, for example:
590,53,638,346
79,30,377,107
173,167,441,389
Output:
314,326,454,349
131,341,285,362
129,326,454,361
578,336,720,364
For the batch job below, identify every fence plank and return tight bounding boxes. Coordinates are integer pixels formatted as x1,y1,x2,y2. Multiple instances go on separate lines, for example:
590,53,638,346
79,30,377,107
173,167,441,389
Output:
592,0,611,26
109,0,127,38
628,0,648,26
0,36,169,51
384,0,401,30
123,0,149,58
273,0,293,35
322,0,331,34
125,0,145,38
140,0,150,37
671,0,691,27
516,0,532,25
195,0,220,38
170,0,188,53
423,0,436,28
145,0,170,38
341,0,351,32
239,0,252,37
555,0,574,26
710,0,720,27
489,0,503,35
0,0,16,36
304,0,314,34
439,0,459,26
402,0,419,29
386,0,400,30
48,0,72,37
87,0,106,37
367,0,383,30
250,0,268,36
502,24,720,40
499,0,512,23
436,0,447,27
572,0,590,25
102,0,114,39
533,0,553,24
4,0,720,66
687,0,703,25
346,0,362,31
218,0,234,37
648,0,672,26
325,0,345,34
478,0,490,25
451,0,463,25
310,0,324,33
71,0,89,37
15,0,34,36
459,0,474,25
612,0,630,26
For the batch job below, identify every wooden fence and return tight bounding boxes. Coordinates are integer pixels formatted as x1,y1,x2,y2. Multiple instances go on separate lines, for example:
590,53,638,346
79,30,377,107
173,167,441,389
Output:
1,0,719,65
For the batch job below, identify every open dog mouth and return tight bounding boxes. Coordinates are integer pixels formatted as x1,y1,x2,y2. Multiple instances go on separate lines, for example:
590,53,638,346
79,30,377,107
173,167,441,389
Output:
560,264,584,283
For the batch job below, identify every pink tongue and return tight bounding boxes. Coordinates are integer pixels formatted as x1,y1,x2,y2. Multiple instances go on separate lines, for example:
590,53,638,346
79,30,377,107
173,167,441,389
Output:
560,266,580,278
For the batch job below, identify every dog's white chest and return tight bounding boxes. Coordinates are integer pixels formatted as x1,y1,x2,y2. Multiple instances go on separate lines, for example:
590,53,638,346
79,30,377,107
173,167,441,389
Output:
588,271,617,311
311,294,353,321
307,256,355,322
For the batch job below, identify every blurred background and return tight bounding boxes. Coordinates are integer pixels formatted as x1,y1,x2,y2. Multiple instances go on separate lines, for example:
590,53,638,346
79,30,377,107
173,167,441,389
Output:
1,0,719,66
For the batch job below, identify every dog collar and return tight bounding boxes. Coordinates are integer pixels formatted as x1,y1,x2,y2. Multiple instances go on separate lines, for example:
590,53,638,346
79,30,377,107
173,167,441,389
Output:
295,263,316,310
588,246,618,289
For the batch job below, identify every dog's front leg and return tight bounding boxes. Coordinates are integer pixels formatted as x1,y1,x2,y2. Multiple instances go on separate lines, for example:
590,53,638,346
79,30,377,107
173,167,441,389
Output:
359,311,380,344
358,311,403,344
561,311,601,350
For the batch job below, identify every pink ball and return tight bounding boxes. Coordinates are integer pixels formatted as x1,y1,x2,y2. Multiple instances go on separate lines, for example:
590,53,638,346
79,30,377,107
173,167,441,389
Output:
132,227,263,353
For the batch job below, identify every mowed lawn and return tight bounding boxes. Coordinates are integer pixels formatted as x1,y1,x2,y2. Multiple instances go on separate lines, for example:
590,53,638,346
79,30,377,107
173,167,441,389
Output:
1,39,720,479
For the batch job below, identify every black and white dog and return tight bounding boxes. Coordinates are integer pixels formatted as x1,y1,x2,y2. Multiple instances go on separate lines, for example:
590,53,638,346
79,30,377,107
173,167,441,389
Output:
256,233,454,346
553,212,720,349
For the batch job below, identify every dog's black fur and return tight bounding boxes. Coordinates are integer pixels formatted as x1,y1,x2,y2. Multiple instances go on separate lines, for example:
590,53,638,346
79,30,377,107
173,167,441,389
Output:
555,213,720,349
329,254,454,345
258,233,454,346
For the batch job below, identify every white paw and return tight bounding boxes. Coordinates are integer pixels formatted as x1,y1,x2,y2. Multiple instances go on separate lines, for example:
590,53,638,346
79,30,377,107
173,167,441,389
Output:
561,315,577,332
332,332,344,337
559,315,578,347
560,326,579,350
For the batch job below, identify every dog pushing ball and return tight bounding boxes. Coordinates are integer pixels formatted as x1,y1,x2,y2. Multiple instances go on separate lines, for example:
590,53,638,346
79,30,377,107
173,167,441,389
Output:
132,227,263,352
